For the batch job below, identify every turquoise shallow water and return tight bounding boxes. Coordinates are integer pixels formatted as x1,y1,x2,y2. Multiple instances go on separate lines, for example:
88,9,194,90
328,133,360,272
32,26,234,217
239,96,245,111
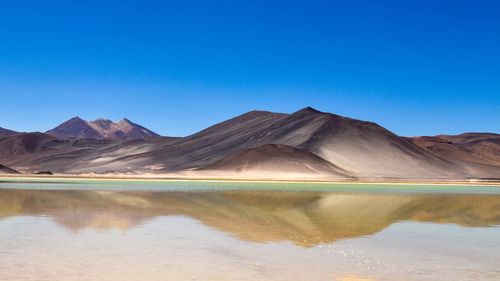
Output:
0,178,499,194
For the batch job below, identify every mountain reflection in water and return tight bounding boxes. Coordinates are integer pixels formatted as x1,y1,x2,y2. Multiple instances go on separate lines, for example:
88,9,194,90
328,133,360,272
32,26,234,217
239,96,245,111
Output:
1,189,498,246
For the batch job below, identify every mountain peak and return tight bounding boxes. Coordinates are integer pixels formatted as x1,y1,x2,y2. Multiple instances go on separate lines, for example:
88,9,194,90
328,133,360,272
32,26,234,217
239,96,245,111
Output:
46,117,101,139
287,107,327,120
119,118,132,123
46,117,160,139
67,116,86,122
294,106,323,115
117,118,135,127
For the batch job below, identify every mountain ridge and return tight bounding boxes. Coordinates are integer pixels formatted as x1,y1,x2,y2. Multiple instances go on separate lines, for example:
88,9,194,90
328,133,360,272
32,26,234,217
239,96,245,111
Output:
0,127,18,136
0,107,498,179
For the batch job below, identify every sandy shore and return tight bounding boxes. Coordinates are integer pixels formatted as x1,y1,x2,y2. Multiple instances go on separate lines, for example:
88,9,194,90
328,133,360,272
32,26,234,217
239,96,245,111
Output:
0,173,499,186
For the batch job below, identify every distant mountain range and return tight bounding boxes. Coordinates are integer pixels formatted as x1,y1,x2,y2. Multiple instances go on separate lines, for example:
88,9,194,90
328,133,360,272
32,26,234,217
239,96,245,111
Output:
45,117,160,139
1,107,499,179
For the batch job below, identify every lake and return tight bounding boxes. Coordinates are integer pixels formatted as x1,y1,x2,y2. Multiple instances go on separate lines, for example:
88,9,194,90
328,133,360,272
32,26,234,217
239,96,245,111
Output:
0,179,499,281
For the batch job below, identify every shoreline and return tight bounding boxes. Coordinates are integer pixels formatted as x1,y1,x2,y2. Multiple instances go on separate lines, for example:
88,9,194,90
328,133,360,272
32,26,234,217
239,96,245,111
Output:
1,174,499,187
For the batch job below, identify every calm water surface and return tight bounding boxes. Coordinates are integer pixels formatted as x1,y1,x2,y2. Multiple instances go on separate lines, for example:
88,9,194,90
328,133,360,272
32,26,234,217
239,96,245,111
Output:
0,180,499,281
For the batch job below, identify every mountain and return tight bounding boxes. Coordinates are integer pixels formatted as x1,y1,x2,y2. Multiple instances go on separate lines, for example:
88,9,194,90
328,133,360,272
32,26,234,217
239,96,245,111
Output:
0,127,18,136
0,132,56,172
410,133,500,164
45,117,103,139
408,133,500,177
0,132,176,174
46,117,160,139
115,118,161,139
259,107,458,178
115,107,460,178
0,107,499,179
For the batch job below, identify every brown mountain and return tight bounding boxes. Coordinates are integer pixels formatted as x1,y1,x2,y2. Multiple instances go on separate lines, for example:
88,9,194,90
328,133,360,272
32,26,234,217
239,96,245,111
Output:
0,132,56,173
45,117,102,139
408,133,500,178
45,117,160,140
0,107,498,179
0,132,55,161
115,107,460,178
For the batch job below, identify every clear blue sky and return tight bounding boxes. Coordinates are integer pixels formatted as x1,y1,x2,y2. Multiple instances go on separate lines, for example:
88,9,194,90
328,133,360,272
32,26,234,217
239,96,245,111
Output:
1,0,499,137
